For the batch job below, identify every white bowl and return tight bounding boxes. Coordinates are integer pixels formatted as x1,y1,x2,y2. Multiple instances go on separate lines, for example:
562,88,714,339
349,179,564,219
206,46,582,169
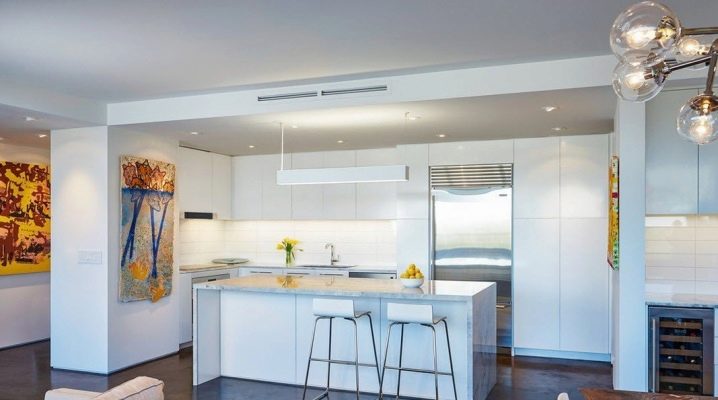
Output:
400,277,424,288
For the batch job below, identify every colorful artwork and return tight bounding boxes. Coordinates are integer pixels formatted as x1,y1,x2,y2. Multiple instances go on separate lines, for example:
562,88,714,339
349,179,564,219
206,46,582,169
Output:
120,156,175,303
607,156,619,270
0,162,50,276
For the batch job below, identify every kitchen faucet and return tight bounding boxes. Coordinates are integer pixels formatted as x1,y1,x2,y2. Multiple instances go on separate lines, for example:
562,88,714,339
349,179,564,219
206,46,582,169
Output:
325,243,340,266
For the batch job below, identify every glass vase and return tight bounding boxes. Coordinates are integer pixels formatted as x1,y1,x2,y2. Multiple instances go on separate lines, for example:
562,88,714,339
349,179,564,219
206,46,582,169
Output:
285,251,295,266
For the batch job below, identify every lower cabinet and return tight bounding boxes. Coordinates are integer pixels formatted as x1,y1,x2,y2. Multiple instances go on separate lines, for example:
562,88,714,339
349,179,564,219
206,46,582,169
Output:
513,218,610,356
179,267,240,344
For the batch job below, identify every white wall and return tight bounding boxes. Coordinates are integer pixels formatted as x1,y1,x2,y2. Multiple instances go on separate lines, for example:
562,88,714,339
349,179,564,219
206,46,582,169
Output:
51,127,110,372
107,127,179,372
0,143,51,349
645,215,718,295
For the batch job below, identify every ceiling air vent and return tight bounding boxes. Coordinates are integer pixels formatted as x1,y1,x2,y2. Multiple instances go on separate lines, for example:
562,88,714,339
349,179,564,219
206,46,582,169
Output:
320,85,388,96
430,163,513,189
257,91,318,102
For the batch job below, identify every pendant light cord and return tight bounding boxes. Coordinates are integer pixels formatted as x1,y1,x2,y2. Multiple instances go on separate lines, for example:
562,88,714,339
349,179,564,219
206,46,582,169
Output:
280,122,285,171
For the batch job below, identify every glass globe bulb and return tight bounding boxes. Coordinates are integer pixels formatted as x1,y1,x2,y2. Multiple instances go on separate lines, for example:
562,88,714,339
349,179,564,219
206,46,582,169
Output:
612,59,666,102
677,94,718,145
677,37,702,57
610,1,681,64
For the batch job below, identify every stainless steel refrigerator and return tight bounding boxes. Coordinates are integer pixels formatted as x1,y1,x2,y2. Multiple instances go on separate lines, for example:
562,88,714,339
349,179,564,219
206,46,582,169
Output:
430,164,513,350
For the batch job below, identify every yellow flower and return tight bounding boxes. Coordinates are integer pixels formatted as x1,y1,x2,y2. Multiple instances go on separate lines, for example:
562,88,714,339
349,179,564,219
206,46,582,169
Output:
276,243,285,250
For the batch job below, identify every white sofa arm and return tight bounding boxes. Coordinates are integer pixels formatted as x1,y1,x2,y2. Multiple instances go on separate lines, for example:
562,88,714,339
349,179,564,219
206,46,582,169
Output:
44,388,100,400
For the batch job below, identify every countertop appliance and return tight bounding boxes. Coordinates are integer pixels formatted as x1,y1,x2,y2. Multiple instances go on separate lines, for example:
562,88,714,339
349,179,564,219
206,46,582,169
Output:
648,306,714,396
430,163,513,350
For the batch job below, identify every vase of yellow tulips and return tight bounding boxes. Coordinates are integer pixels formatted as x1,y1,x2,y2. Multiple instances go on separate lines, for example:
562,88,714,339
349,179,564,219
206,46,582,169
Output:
277,237,302,266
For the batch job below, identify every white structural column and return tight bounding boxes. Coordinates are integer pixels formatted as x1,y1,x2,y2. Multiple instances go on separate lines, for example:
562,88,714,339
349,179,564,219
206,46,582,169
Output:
50,126,180,374
611,101,647,390
51,127,111,372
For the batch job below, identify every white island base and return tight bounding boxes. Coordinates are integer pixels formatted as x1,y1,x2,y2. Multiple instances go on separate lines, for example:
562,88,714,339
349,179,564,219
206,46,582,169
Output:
194,276,496,399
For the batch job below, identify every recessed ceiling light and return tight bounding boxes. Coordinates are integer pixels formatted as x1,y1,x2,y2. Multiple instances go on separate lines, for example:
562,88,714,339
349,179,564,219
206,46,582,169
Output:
408,115,421,121
551,127,567,132
190,131,201,135
24,116,36,122
248,145,255,149
291,124,299,129
38,134,48,138
436,134,447,138
542,106,559,113
337,140,345,144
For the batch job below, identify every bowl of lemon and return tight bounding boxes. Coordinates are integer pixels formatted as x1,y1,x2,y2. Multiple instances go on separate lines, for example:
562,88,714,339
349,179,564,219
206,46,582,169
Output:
400,264,425,288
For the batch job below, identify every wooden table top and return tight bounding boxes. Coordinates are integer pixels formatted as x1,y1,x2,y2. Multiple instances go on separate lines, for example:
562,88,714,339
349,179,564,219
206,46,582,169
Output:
581,388,717,400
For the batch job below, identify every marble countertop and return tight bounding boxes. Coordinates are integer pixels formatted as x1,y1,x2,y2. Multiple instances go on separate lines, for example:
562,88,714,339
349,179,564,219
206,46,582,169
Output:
581,388,716,399
179,263,397,274
194,275,494,301
646,292,718,308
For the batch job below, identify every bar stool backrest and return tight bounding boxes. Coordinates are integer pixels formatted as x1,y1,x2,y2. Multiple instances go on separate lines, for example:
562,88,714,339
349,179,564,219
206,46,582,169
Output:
313,298,355,318
387,303,434,324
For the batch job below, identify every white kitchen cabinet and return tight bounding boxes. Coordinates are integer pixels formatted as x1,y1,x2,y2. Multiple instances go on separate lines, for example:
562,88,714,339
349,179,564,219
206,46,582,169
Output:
513,218,560,350
396,219,429,272
513,137,560,219
559,218,610,354
396,144,429,219
179,267,239,345
560,135,609,219
232,156,262,220
178,147,213,213
356,148,398,219
646,89,699,214
322,151,356,219
428,139,514,166
211,153,232,219
699,143,718,213
260,154,292,220
290,152,324,220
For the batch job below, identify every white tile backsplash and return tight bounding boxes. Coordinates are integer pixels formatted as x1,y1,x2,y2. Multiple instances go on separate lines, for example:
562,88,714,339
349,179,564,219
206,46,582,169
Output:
646,215,718,295
179,219,397,267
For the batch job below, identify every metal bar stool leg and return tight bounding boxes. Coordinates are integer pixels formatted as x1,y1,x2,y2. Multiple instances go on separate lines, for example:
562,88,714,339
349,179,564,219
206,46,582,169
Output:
442,319,458,400
429,324,439,400
396,323,405,400
349,318,360,400
326,318,333,394
303,317,322,400
367,315,382,390
379,322,397,399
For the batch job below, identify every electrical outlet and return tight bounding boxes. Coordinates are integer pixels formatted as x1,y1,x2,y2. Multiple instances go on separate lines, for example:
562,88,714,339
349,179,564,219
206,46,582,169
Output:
78,250,103,265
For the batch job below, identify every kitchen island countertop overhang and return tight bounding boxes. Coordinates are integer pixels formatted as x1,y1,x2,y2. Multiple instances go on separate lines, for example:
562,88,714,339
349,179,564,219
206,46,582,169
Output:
193,275,497,399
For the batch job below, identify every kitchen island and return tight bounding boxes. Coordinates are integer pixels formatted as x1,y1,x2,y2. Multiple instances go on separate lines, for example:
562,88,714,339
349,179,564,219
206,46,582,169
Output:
193,275,496,399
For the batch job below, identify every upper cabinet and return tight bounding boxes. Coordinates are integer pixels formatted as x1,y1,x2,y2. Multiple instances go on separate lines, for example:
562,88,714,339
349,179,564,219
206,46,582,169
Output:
513,137,560,219
177,147,214,214
646,89,699,214
428,140,513,166
322,151,356,220
699,140,718,213
559,135,609,218
356,148,398,220
211,154,232,220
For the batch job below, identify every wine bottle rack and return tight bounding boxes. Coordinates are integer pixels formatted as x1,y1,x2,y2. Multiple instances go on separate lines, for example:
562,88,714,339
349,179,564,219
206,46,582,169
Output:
649,306,714,396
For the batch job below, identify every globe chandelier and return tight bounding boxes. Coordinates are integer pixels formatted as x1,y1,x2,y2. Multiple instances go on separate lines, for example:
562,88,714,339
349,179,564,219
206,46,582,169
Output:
610,1,718,144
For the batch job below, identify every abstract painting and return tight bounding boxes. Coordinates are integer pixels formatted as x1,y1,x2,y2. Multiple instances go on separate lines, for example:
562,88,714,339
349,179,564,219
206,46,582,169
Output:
0,162,50,276
120,156,175,303
607,156,619,270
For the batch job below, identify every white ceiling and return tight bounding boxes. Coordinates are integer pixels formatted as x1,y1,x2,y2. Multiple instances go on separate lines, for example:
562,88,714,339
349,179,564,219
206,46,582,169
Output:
1,1,716,102
0,104,83,148
131,86,616,156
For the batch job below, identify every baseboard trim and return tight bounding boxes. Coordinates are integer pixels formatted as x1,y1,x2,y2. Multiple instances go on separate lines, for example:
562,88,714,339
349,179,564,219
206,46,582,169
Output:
514,347,611,362
0,337,49,351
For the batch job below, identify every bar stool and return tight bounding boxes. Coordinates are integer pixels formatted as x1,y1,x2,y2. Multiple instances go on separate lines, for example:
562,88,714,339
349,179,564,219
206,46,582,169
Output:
302,298,382,400
379,303,457,400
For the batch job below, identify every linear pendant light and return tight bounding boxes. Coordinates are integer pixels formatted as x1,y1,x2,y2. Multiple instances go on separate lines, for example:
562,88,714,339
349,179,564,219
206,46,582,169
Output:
277,165,409,185
274,122,409,185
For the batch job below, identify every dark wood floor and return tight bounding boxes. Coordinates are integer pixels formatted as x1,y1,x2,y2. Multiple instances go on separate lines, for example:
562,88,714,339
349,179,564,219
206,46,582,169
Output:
0,341,612,400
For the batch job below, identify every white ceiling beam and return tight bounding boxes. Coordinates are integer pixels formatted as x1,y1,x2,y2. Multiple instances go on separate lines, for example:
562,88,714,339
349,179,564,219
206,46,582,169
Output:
107,55,619,126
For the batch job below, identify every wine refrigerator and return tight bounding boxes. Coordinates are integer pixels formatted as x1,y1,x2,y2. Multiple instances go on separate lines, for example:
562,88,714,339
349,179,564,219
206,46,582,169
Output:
649,306,714,396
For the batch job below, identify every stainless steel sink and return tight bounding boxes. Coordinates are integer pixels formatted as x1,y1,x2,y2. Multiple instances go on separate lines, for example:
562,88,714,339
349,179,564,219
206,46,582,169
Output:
296,264,355,269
